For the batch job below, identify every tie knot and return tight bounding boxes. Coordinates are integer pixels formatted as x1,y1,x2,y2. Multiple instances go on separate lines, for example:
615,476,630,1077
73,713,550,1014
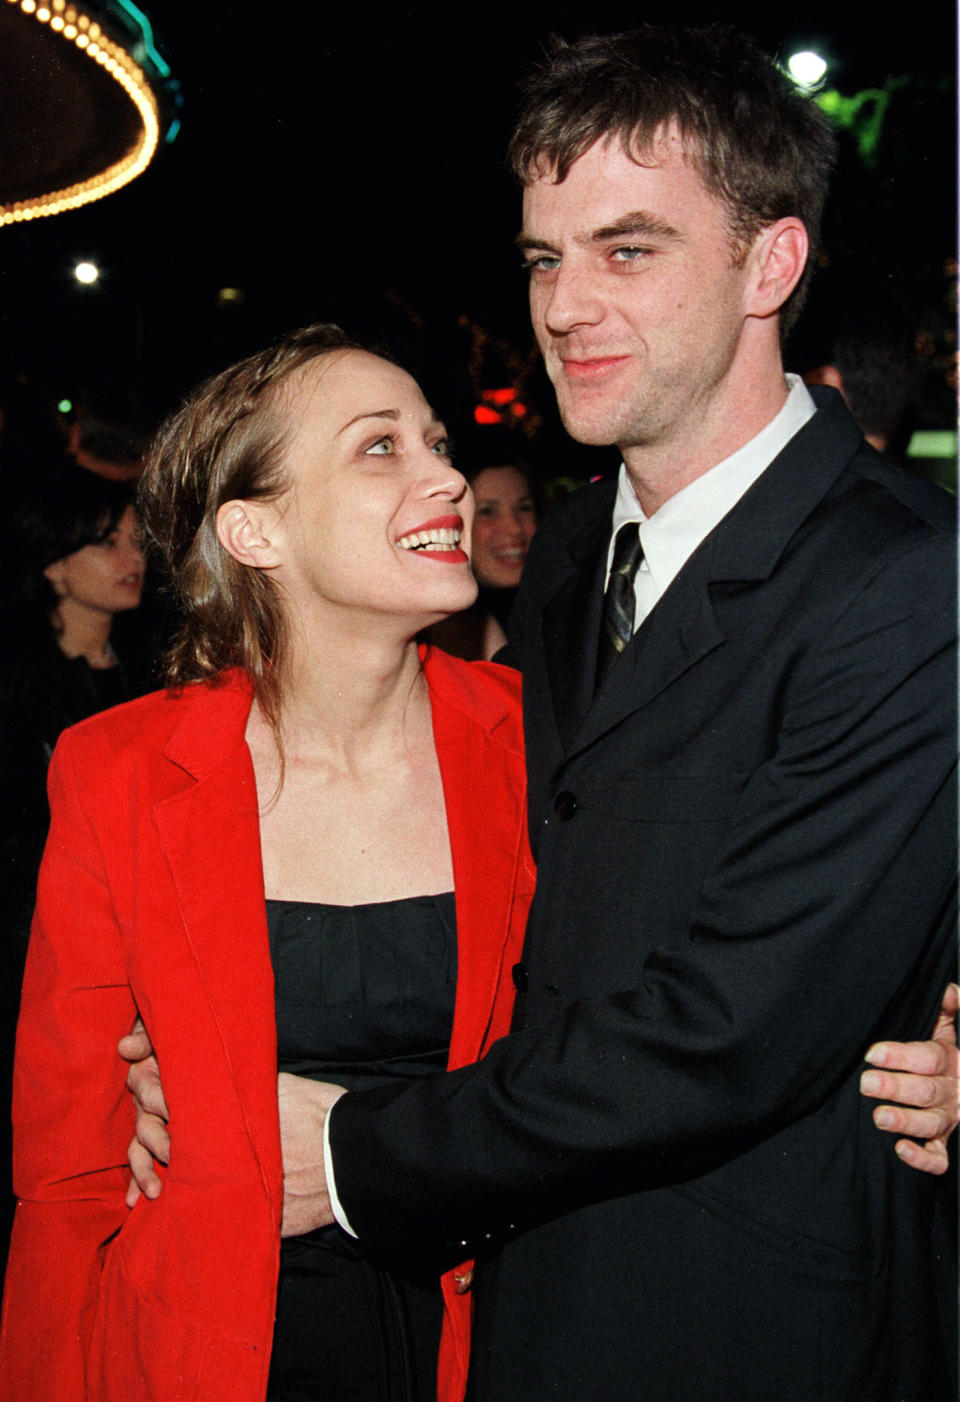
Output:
610,522,644,582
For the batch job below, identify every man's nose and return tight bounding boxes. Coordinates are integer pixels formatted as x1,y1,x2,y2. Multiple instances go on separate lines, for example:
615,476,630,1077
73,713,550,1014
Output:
541,263,605,334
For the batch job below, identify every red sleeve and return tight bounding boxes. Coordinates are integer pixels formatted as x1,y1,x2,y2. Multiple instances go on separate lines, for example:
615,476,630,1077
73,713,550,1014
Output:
0,731,135,1401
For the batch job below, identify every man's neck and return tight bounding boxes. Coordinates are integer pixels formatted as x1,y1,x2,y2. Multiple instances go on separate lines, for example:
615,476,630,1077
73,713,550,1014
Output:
623,367,790,518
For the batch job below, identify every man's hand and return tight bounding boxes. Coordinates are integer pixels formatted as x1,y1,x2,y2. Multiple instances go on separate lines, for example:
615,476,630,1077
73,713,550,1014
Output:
118,1016,169,1208
278,1073,347,1237
860,982,959,1175
277,1071,344,1239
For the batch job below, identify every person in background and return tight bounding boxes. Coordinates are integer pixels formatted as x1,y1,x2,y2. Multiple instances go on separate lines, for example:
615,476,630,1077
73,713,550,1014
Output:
427,433,539,660
799,321,915,459
0,465,147,1269
67,403,149,482
0,466,146,962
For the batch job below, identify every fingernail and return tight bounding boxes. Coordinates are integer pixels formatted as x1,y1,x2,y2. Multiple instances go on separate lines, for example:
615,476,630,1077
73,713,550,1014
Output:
860,1070,882,1094
876,1108,896,1129
863,1044,886,1066
895,1141,915,1162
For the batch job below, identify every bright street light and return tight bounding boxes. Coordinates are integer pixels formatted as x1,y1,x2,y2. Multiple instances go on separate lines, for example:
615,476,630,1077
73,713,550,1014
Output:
787,51,828,89
73,261,100,285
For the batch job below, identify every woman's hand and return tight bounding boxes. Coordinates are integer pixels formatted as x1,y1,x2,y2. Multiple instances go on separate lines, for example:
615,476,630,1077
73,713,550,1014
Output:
860,982,959,1175
118,1017,169,1207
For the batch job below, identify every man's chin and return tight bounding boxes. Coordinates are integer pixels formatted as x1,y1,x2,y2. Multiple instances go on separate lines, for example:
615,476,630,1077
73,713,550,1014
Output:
556,406,625,448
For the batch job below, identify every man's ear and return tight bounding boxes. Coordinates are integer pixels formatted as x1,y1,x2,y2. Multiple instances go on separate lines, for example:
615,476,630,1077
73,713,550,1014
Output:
216,499,281,570
745,217,808,319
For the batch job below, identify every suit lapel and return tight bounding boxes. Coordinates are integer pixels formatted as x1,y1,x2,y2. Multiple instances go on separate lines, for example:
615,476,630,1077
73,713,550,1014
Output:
151,677,282,1205
546,389,864,764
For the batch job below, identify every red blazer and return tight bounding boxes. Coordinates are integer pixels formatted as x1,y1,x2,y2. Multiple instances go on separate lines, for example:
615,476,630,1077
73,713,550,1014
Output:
0,647,534,1402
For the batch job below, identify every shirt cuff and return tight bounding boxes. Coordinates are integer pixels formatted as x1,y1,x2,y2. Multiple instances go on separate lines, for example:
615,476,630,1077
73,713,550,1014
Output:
323,1094,357,1238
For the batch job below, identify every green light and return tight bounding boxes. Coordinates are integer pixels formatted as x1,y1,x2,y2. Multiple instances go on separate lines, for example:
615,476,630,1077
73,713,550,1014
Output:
816,76,908,166
906,431,958,460
57,398,73,414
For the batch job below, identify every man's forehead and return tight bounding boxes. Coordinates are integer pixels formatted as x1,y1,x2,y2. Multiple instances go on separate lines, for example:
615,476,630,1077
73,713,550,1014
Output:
519,127,713,239
523,121,700,187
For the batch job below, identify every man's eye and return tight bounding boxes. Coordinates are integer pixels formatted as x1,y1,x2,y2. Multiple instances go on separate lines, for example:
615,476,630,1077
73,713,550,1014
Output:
521,254,561,274
611,246,648,263
431,437,453,459
365,437,394,456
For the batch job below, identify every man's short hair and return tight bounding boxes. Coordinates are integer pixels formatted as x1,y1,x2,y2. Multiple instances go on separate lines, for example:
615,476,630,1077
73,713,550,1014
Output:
508,26,837,334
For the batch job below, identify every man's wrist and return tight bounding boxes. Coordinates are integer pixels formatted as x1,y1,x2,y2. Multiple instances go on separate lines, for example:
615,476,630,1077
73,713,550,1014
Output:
323,1091,357,1238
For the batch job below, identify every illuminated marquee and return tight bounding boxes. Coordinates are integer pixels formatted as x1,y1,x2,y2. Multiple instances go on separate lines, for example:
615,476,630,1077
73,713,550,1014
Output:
1,0,163,224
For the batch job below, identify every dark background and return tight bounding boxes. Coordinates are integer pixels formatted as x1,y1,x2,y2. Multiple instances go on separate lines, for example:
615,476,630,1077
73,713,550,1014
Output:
1,2,955,469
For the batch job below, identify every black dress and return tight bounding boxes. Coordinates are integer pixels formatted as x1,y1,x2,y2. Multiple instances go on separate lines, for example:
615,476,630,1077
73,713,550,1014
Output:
265,893,457,1402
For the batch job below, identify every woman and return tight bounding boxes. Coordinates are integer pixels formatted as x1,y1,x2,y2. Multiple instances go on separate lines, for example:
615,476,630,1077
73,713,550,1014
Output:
427,442,538,661
0,468,147,949
0,325,535,1402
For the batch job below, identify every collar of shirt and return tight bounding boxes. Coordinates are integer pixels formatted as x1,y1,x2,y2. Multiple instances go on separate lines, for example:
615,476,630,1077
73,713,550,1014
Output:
607,375,817,628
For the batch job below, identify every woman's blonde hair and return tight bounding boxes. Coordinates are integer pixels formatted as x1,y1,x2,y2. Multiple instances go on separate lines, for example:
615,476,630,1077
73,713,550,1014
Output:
139,323,369,728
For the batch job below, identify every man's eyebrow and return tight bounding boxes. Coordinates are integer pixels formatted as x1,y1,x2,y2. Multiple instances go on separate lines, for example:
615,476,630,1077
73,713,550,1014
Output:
588,212,682,243
515,211,682,255
515,232,560,255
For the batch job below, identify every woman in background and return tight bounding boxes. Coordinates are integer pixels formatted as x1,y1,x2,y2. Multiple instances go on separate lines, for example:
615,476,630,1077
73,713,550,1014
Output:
427,434,538,661
0,468,146,955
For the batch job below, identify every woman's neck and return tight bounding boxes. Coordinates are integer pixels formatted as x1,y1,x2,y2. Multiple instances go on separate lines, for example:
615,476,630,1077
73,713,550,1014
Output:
51,601,115,669
272,628,430,774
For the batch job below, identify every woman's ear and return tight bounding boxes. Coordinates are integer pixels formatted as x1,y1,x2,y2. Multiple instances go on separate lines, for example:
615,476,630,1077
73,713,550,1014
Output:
216,499,281,570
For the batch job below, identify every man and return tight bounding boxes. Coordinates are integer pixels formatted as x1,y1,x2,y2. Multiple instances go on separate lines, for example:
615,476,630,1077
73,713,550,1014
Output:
325,28,956,1398
129,27,957,1400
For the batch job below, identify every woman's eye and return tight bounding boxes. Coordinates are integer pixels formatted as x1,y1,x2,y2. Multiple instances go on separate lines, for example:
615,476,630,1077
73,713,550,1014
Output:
364,436,395,456
431,437,453,459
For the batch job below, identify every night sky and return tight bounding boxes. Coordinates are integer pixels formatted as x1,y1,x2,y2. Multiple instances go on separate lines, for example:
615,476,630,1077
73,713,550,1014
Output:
1,2,955,464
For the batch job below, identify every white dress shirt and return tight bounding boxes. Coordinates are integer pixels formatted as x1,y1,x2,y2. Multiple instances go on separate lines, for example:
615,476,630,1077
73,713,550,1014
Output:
607,375,816,630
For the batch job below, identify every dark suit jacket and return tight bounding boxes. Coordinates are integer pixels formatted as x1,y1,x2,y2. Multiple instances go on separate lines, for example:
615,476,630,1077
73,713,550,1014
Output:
331,390,958,1401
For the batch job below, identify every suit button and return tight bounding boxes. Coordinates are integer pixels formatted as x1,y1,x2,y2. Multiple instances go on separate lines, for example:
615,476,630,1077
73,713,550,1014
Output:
554,791,577,821
512,962,529,991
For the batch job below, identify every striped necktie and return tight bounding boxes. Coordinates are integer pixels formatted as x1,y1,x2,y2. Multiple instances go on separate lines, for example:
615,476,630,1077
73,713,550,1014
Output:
596,522,644,689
